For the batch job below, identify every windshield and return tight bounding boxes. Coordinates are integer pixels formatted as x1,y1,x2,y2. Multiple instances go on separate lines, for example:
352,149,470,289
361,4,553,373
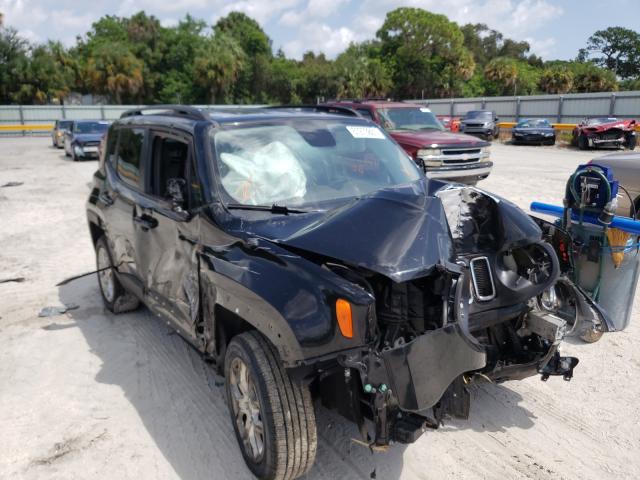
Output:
74,121,109,134
377,107,444,132
516,119,550,128
586,117,617,125
464,111,492,120
211,120,422,208
59,121,73,130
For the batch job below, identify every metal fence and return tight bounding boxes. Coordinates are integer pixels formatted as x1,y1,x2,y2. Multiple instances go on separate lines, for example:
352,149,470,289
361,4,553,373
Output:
1,92,638,132
408,90,640,124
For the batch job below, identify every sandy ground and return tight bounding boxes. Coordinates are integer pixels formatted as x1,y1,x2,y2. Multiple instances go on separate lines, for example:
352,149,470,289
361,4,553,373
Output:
1,137,639,480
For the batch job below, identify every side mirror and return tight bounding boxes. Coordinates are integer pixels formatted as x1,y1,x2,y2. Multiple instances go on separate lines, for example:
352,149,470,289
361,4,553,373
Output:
494,116,499,122
166,178,186,213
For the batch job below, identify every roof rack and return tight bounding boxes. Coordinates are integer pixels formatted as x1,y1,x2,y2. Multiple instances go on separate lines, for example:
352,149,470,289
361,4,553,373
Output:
120,105,210,121
265,104,361,117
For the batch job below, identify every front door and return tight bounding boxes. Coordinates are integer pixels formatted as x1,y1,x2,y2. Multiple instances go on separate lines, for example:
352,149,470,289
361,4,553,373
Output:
134,130,201,337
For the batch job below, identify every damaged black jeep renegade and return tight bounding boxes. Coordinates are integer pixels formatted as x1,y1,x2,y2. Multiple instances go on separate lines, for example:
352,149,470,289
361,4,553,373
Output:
86,105,604,480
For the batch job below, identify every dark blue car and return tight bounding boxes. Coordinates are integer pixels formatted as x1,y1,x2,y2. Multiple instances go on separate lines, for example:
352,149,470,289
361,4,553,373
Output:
64,120,110,161
512,118,556,145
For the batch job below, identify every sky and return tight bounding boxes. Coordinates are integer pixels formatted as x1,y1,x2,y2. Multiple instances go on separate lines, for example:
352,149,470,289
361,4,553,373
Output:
1,0,639,61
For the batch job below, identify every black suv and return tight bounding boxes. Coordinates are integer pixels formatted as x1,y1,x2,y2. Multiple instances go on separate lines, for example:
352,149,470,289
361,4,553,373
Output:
86,106,601,480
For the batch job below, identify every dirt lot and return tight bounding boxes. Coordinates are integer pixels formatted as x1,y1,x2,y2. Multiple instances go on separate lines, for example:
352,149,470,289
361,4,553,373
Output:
1,137,639,480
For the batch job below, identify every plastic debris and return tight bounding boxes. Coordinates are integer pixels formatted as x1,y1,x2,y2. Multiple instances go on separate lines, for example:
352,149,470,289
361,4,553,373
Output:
38,303,79,317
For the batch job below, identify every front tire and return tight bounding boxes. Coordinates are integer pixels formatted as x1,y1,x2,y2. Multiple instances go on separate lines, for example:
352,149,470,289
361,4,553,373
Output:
225,331,317,480
578,134,588,150
95,235,140,313
626,133,637,150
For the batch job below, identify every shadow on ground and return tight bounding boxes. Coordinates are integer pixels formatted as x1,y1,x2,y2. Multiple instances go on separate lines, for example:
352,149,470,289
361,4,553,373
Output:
56,275,537,480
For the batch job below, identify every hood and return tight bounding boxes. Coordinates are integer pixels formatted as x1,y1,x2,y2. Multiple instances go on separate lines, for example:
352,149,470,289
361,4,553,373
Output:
390,130,488,149
223,180,543,283
73,133,104,143
229,181,454,283
513,127,554,134
582,119,636,132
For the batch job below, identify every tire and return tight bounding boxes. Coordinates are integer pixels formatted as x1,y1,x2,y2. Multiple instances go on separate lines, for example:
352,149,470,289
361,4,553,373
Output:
578,134,588,150
225,331,317,480
95,235,140,313
549,138,556,146
71,148,78,162
626,134,637,150
580,325,604,343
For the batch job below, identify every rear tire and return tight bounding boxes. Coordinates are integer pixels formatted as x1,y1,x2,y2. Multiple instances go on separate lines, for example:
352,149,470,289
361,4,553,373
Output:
95,235,140,313
225,331,317,480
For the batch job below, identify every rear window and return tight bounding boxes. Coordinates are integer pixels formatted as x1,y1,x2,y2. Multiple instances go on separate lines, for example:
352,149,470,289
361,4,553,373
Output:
116,128,145,189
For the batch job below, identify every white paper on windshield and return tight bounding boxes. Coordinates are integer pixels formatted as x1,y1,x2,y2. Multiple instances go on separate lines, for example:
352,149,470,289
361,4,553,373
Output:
345,126,385,139
420,107,431,113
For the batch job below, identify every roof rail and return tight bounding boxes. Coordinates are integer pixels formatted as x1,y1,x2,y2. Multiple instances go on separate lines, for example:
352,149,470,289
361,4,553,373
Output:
120,105,210,121
265,104,361,117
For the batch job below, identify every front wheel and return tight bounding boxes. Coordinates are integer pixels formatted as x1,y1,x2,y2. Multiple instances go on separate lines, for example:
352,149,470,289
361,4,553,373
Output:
626,134,637,150
225,331,317,480
578,134,588,150
95,235,140,313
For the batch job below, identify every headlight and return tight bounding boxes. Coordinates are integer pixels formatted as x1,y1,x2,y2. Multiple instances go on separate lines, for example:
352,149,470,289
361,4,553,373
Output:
417,149,442,167
544,132,554,136
417,148,442,157
480,146,491,157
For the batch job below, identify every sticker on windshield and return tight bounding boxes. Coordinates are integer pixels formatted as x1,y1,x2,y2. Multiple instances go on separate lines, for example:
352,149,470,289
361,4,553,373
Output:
346,126,385,139
420,107,431,113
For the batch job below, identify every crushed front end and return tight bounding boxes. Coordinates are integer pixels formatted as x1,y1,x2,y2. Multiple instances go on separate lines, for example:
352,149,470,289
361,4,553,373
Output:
317,183,579,447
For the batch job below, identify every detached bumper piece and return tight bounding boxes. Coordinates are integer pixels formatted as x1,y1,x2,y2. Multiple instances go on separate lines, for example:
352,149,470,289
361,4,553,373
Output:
538,352,579,381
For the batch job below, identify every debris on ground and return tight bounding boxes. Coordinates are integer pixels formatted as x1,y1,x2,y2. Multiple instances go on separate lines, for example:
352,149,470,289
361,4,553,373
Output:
0,277,25,284
1,181,24,188
38,303,79,317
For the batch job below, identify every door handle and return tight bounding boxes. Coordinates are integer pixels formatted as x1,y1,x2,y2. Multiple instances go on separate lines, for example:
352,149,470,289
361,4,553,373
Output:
134,214,158,231
99,191,115,206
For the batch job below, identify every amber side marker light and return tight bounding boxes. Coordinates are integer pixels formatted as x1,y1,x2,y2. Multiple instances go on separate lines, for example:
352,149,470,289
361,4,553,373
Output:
336,299,353,338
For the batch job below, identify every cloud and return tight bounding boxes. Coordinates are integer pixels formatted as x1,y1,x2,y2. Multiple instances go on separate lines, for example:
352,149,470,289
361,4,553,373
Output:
283,23,360,59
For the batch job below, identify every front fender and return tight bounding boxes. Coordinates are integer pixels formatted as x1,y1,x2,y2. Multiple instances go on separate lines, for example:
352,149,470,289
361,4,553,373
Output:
199,237,375,366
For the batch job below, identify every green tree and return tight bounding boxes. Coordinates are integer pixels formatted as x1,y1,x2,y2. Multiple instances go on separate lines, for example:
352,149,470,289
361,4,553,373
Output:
193,33,246,103
377,7,475,98
578,27,640,79
215,12,272,102
0,26,29,103
570,62,618,92
334,43,391,99
539,66,574,94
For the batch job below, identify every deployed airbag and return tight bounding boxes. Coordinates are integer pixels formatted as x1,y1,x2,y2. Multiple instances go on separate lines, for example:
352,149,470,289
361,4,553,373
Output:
220,141,307,205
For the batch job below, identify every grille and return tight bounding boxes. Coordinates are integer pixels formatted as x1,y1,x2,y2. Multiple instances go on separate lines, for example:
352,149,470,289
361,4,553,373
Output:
470,257,495,301
465,123,484,128
83,141,100,147
443,148,481,156
596,129,623,141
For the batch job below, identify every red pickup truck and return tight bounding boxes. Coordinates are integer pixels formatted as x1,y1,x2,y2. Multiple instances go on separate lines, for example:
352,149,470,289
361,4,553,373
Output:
329,100,492,184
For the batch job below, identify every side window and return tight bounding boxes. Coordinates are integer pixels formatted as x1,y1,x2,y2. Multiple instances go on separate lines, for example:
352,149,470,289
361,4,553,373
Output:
149,134,190,202
105,128,119,166
116,128,145,189
356,108,374,121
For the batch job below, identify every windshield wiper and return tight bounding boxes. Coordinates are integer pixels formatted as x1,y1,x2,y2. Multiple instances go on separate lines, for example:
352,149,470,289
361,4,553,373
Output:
226,203,312,215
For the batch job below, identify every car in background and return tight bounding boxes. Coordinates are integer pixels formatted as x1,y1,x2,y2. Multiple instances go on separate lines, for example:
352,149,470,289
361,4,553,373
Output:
588,152,640,218
64,120,110,161
437,115,460,132
459,110,500,140
327,100,492,184
572,117,637,150
511,118,556,145
51,119,73,148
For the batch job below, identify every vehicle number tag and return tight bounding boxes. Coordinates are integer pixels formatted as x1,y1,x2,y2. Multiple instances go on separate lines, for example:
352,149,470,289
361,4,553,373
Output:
346,126,385,139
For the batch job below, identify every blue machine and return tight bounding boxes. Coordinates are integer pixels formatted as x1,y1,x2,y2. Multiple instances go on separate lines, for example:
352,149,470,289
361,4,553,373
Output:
530,163,640,341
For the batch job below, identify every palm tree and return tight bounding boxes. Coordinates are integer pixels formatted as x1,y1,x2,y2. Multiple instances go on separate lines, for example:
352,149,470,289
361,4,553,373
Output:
193,33,246,104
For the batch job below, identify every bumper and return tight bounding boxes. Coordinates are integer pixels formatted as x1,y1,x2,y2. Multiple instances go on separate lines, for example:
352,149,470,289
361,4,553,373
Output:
588,136,625,147
426,161,493,180
513,134,555,142
74,145,100,158
461,128,493,136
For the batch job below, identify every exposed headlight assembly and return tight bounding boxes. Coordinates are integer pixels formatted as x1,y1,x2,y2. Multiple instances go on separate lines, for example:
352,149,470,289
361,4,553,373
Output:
417,149,443,167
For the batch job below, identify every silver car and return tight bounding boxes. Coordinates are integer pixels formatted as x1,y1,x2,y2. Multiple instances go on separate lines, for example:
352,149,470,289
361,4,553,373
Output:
51,119,73,148
590,152,640,218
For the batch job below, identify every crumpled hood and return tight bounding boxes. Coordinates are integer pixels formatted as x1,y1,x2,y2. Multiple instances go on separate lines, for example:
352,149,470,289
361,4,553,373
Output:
73,133,104,144
225,181,543,283
236,181,454,283
390,130,487,149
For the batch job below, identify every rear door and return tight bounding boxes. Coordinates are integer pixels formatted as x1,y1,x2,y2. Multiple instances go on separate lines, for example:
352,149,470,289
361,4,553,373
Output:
134,129,201,337
101,126,148,298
